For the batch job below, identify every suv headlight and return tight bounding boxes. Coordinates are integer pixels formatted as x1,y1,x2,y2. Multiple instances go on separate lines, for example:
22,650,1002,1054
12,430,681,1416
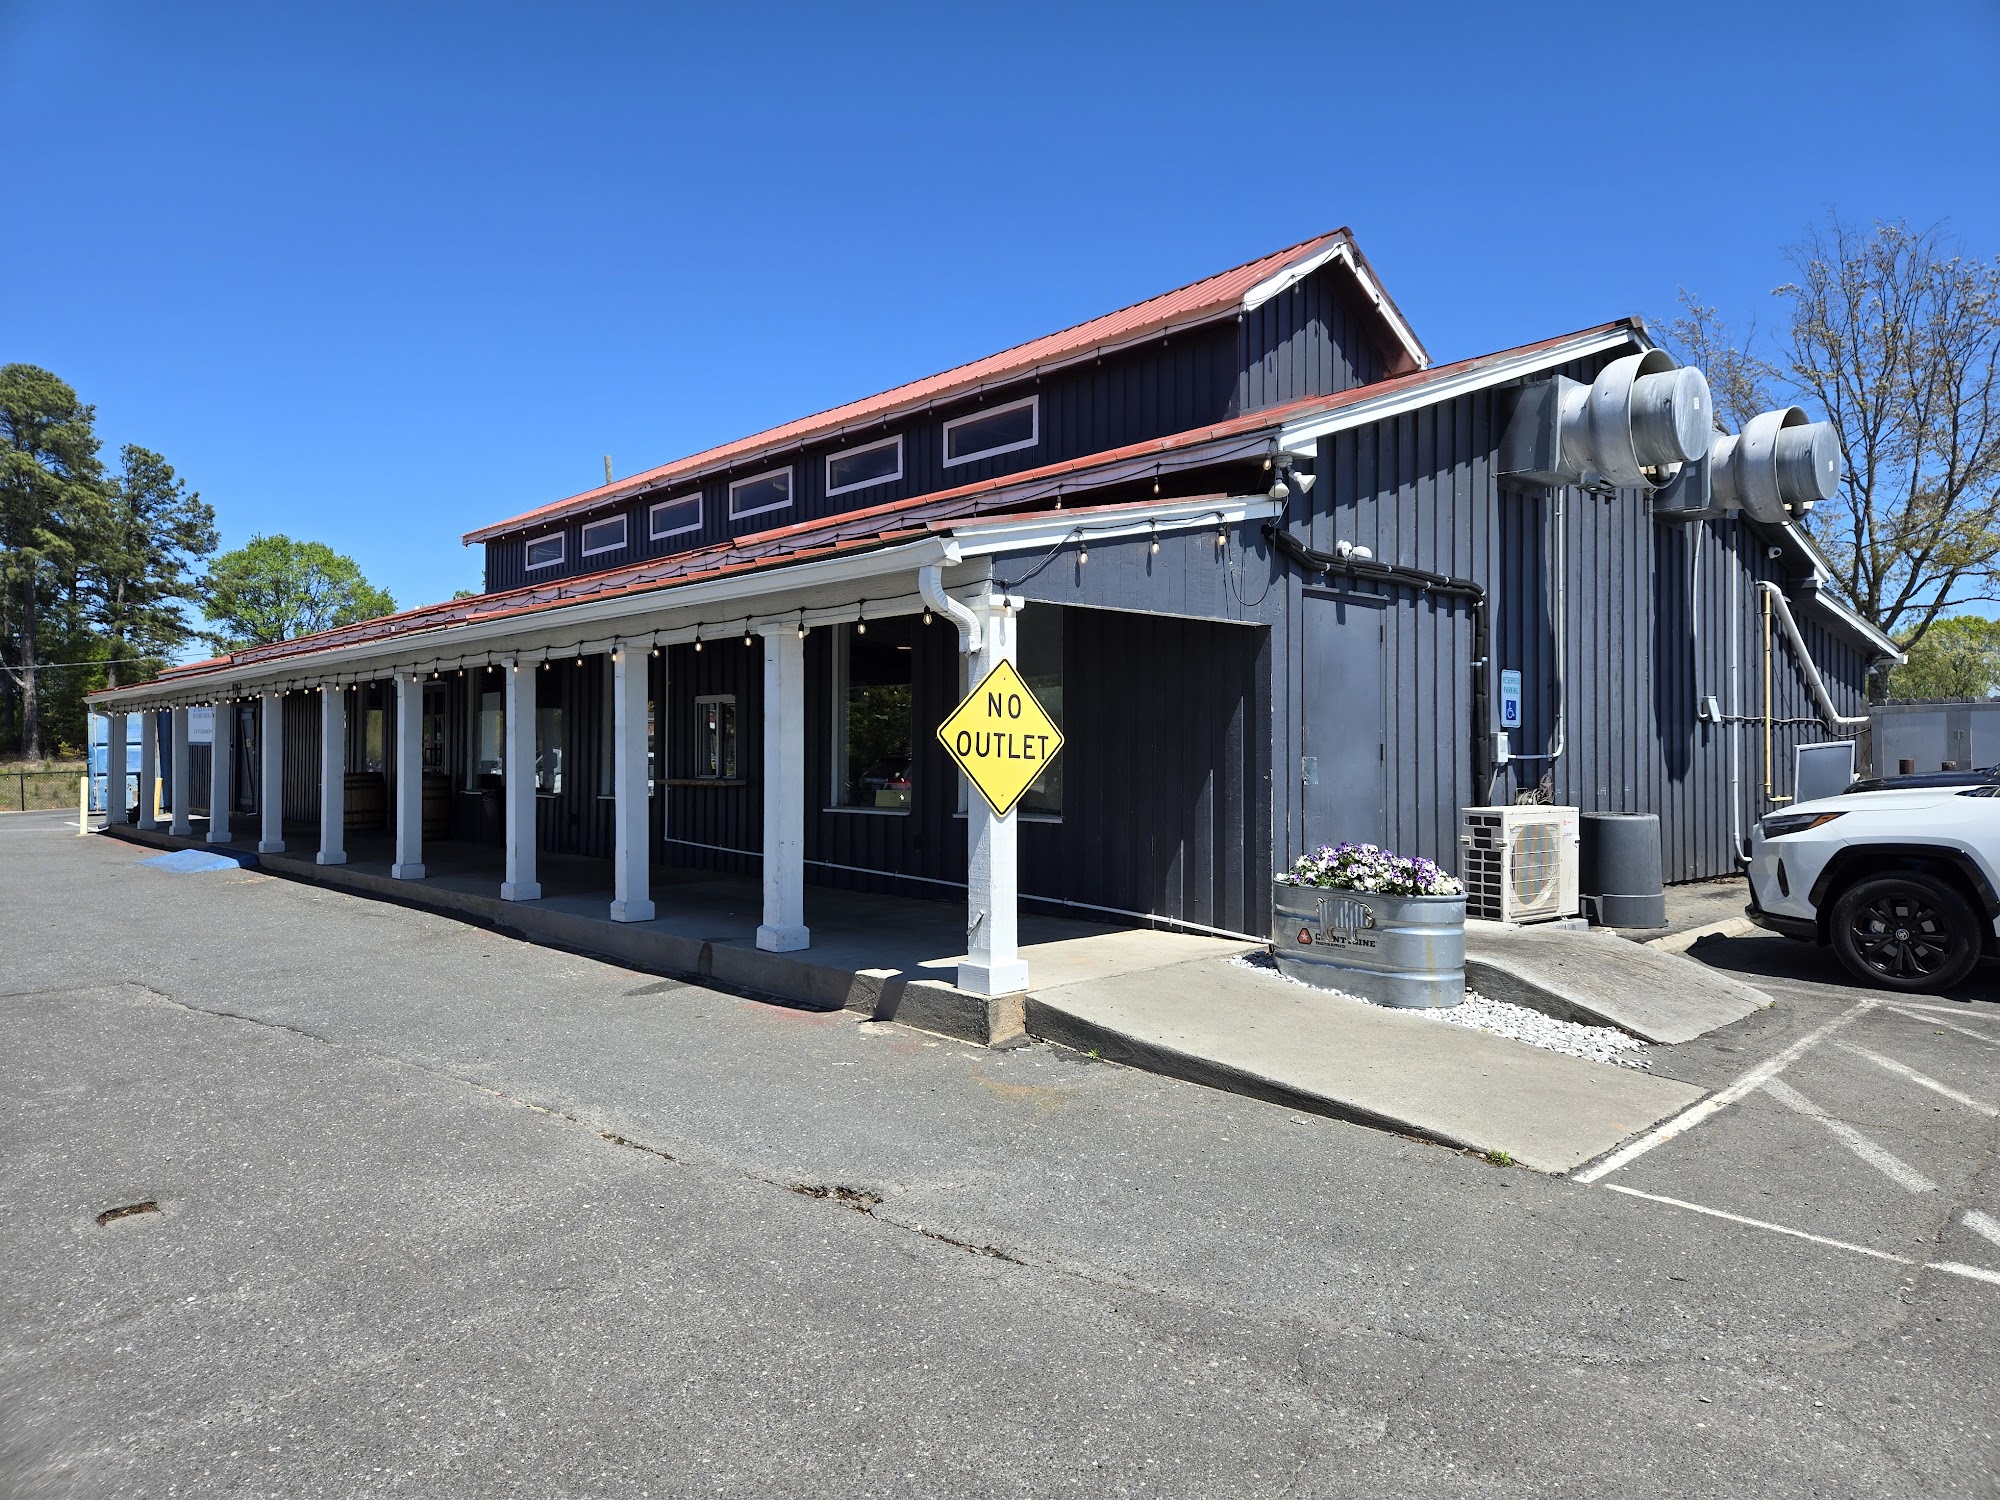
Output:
1761,810,1846,839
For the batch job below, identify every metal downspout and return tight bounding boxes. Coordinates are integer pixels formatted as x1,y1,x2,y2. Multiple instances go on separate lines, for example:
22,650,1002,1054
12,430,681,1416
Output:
917,566,982,653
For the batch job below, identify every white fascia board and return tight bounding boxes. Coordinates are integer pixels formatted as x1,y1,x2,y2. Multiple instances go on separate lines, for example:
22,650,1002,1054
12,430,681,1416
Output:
1243,242,1429,374
948,494,1285,557
93,536,959,709
1776,520,1904,661
1275,327,1640,456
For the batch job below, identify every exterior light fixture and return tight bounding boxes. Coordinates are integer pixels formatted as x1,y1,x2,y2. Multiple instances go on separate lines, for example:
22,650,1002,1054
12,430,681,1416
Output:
1268,477,1290,501
742,626,753,647
1216,523,1228,550
1294,471,1316,494
1149,526,1160,555
796,612,808,640
1079,539,1089,566
693,631,703,652
855,603,866,635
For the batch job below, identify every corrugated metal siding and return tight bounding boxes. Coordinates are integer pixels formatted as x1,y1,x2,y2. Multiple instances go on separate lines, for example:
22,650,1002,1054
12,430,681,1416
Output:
660,638,765,874
1291,350,1875,883
483,262,1394,593
1238,267,1386,412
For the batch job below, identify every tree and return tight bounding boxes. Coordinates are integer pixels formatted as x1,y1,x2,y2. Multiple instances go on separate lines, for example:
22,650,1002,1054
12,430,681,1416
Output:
1669,217,2000,699
1886,614,2000,700
0,364,108,764
202,534,395,650
83,445,218,688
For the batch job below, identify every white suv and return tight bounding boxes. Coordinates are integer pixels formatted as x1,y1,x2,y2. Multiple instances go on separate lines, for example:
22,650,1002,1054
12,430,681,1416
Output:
1746,785,2000,992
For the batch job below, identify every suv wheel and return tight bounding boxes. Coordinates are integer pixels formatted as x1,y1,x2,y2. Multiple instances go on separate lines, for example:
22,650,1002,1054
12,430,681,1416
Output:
1829,872,1983,993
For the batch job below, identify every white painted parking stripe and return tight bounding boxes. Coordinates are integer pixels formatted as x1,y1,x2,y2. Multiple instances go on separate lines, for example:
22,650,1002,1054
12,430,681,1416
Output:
1885,1004,2000,1045
1601,1184,1911,1263
1603,1185,2000,1290
1965,1210,2000,1250
1571,999,1878,1184
1835,1040,1998,1116
1883,999,2000,1023
1761,1078,1938,1193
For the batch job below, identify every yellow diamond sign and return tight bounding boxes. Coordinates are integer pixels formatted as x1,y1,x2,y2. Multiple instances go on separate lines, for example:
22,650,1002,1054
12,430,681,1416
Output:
937,658,1064,817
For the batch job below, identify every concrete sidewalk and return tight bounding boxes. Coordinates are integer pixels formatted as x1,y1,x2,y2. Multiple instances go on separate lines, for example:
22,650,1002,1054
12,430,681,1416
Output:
1028,955,1705,1174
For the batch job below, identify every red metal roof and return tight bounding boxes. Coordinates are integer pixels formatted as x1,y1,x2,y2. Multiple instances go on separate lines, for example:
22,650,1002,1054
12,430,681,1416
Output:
461,229,1426,546
110,319,1635,697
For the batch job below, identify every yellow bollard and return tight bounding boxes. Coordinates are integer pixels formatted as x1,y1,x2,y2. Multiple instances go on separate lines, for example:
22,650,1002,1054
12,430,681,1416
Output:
79,775,89,835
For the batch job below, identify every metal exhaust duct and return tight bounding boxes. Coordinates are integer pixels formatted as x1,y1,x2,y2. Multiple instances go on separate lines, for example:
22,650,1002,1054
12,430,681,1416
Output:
1709,406,1842,523
1555,351,1712,490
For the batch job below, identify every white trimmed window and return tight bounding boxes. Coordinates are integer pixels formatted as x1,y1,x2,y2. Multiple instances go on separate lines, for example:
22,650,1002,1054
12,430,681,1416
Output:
942,395,1038,467
525,534,566,570
581,515,627,557
728,467,792,521
649,493,701,540
825,434,903,497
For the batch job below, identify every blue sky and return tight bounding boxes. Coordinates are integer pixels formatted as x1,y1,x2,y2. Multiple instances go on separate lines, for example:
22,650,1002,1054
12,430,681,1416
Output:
4,0,1996,622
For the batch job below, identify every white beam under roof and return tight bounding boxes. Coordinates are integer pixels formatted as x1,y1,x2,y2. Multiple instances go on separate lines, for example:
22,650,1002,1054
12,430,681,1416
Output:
92,496,1285,711
1275,326,1639,456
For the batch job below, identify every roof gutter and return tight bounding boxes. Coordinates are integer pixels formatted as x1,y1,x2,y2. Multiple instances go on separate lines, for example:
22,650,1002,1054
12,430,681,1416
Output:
1275,325,1639,455
92,536,964,710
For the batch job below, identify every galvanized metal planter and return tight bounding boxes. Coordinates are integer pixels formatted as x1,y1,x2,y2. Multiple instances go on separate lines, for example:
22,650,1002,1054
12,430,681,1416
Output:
1271,881,1467,1009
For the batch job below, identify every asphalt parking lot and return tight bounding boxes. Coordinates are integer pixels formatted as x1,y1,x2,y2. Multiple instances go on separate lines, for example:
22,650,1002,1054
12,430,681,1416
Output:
2,814,1996,1497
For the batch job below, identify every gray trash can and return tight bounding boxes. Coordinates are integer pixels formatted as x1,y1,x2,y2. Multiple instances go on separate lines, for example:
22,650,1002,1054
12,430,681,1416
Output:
1579,812,1666,928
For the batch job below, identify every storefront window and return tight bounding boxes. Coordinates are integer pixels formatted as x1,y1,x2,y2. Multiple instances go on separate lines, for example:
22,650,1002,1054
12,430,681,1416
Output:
834,618,913,810
536,706,563,793
695,695,737,779
363,700,386,774
1017,607,1064,817
472,684,504,786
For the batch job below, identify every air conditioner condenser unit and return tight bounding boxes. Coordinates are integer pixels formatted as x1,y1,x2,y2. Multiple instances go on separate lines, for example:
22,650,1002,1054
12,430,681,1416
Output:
1459,806,1581,923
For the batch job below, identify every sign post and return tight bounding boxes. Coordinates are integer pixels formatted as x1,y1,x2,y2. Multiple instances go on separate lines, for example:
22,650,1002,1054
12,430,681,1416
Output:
936,619,1064,1000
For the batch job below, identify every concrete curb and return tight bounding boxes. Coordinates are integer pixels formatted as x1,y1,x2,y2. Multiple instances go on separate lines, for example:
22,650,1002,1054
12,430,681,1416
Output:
1643,917,1762,953
97,824,1017,1048
1022,995,1474,1152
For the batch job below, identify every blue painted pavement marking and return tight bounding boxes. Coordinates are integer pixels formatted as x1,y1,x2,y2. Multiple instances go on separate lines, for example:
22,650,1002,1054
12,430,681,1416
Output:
138,849,258,874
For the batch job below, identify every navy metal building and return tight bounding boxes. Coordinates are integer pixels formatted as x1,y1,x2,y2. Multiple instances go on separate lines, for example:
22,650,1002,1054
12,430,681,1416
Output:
91,229,1898,990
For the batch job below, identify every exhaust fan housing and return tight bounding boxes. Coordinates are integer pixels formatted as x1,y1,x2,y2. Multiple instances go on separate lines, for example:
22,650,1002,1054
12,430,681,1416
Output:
1499,351,1711,493
1652,406,1843,523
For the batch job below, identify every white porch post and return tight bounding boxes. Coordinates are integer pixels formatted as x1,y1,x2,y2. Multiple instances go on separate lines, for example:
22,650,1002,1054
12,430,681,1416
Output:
961,601,1029,996
105,709,127,825
755,627,808,952
168,707,192,836
137,711,158,830
501,657,540,901
610,647,654,922
258,691,284,853
208,700,234,843
392,674,425,880
318,685,347,865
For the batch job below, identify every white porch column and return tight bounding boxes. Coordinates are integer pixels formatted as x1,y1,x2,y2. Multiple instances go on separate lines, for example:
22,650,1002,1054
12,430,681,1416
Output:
105,709,127,825
318,685,347,865
501,657,540,901
207,700,234,843
168,707,192,836
392,674,426,880
610,647,654,922
755,627,808,952
258,692,284,853
137,711,158,830
961,602,1029,996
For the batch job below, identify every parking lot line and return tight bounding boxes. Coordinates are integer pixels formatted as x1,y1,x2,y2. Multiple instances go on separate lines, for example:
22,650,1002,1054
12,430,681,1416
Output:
1761,1078,1938,1193
1885,1004,2000,1045
1603,1185,2000,1290
1572,999,1878,1185
1835,1041,1998,1116
1965,1210,2000,1250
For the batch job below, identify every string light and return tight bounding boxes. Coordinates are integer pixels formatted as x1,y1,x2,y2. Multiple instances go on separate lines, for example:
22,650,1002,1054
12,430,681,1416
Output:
922,607,933,626
1078,537,1089,566
1150,526,1160,555
694,630,703,652
742,624,753,647
796,611,808,640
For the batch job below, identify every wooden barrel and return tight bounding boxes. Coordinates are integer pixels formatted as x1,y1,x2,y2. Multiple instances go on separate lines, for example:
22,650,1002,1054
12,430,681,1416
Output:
421,772,453,840
343,770,387,831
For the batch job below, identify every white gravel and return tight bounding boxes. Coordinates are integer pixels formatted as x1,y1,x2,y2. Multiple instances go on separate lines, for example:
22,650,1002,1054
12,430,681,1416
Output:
1232,952,1653,1070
